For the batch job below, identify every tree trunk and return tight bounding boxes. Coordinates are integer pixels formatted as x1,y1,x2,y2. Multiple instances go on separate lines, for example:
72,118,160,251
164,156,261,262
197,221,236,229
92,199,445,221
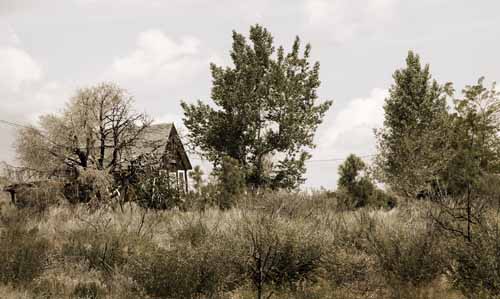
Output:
257,283,262,299
466,183,472,242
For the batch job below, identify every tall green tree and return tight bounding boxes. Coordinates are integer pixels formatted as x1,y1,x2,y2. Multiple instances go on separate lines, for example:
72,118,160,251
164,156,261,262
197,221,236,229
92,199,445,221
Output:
445,78,500,196
375,51,453,197
434,78,500,241
181,25,332,189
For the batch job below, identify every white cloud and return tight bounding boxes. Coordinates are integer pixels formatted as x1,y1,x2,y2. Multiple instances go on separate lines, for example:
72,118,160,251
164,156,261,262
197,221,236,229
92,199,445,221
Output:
304,88,387,188
315,88,387,158
0,44,69,163
0,0,41,15
304,0,399,43
28,82,70,119
110,29,205,84
0,23,20,45
0,47,43,92
75,0,154,5
0,28,69,124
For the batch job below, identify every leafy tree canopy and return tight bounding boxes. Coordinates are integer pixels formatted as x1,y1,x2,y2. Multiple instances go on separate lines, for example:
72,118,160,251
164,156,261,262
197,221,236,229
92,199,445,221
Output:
182,24,332,190
337,154,375,208
443,77,500,196
16,83,150,176
375,51,453,197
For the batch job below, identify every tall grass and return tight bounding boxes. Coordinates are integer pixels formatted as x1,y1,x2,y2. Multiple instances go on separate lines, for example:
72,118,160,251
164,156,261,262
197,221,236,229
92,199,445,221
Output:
0,191,468,298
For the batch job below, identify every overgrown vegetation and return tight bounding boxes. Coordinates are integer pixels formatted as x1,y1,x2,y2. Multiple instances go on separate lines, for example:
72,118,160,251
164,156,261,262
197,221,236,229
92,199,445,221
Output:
0,191,483,299
1,24,499,299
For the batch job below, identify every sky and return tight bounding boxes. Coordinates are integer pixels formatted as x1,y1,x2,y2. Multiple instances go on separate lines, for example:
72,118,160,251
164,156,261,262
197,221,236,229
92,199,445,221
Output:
0,0,499,189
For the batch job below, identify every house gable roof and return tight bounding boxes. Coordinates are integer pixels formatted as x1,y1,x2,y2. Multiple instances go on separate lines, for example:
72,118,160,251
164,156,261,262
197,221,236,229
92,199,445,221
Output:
130,123,192,170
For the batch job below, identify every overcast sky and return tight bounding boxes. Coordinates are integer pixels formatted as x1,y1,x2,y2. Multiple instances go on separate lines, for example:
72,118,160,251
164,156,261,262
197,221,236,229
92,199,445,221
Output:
1,0,499,189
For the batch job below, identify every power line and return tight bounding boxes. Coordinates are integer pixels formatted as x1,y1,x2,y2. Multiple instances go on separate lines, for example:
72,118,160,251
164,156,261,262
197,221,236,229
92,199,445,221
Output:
190,154,377,163
0,118,89,153
306,154,376,163
0,119,31,129
1,118,378,164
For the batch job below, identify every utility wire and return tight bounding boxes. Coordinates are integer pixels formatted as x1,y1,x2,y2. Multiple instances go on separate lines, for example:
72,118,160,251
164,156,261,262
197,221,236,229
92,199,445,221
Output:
1,118,378,164
0,119,32,129
0,118,74,149
189,154,376,163
306,154,376,163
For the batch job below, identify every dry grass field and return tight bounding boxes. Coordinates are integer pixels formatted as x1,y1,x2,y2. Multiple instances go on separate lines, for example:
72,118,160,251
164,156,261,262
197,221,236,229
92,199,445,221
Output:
0,190,474,299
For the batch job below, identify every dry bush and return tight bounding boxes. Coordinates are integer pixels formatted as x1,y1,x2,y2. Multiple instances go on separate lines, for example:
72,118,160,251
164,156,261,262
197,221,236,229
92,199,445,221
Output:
237,190,340,220
447,215,500,298
61,229,132,274
226,212,324,299
0,179,10,208
0,190,469,298
30,264,105,299
63,168,114,205
316,209,385,297
0,210,50,286
11,180,64,212
322,247,380,296
0,285,33,299
30,260,144,299
366,207,448,298
71,281,106,299
127,233,243,298
173,216,211,247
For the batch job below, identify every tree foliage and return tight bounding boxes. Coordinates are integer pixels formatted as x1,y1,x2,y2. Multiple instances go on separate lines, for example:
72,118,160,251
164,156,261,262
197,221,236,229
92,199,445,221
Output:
214,156,246,209
443,78,500,197
431,78,500,241
15,83,152,204
337,154,374,207
181,24,332,190
336,154,394,208
189,165,205,193
16,83,151,176
375,51,453,197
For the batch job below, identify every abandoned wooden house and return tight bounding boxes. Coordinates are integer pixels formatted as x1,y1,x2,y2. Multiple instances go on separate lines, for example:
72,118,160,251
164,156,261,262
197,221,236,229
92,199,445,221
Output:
130,123,193,192
2,123,193,203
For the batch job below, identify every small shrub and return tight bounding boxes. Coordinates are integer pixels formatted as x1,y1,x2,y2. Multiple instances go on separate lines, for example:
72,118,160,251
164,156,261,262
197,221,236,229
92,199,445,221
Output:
30,261,124,299
0,285,33,299
105,273,147,299
369,188,397,209
184,183,220,211
448,219,500,298
61,229,133,273
128,240,242,299
30,275,68,299
322,248,377,295
228,214,323,299
367,217,446,298
173,218,210,247
0,218,49,286
72,281,105,299
133,169,182,210
64,168,113,204
10,181,63,212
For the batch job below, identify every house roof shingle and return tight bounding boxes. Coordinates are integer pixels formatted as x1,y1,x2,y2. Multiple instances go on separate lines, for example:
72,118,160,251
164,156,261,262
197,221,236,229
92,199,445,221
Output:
129,123,192,170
